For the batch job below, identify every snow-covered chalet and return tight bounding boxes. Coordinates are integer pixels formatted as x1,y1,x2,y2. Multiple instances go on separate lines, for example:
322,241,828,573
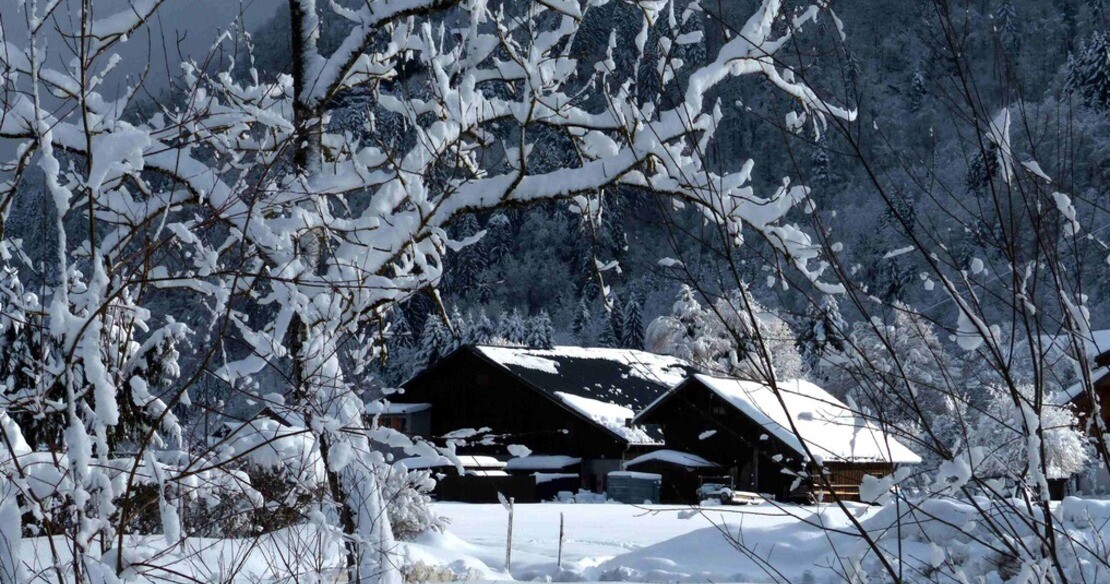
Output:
396,344,697,494
635,374,922,502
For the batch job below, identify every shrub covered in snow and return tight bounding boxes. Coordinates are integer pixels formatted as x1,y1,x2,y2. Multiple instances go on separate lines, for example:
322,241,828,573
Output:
377,464,443,541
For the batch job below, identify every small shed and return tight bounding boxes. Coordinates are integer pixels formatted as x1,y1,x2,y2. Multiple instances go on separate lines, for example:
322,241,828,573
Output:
636,374,921,502
607,471,662,504
397,455,535,503
505,455,583,500
623,449,719,503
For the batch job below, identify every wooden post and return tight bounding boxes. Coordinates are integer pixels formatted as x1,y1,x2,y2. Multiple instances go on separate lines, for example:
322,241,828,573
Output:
505,497,515,571
557,512,565,570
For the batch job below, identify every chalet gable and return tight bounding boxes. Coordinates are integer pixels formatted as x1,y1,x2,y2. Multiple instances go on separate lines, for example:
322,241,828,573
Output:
638,374,921,465
402,344,697,447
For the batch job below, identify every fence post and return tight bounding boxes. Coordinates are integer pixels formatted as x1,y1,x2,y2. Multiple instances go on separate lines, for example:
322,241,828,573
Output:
505,496,515,571
557,512,564,570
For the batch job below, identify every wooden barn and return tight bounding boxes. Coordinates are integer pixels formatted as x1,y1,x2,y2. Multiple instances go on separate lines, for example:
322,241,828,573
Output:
396,344,696,493
1053,331,1110,494
635,374,921,502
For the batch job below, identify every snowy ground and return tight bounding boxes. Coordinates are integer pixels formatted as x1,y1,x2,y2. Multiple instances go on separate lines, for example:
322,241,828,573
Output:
420,498,1110,583
14,498,1110,582
423,501,868,582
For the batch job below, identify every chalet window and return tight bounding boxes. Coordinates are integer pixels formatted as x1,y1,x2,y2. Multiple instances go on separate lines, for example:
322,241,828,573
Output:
380,415,408,432
712,405,727,416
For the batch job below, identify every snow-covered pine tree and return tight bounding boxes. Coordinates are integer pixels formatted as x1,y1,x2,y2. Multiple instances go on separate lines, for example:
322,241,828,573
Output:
572,297,594,344
484,214,513,266
598,316,619,348
994,1,1019,53
797,295,849,370
1066,31,1110,111
608,294,626,348
417,318,449,369
525,311,555,350
909,68,928,112
809,145,832,187
646,285,713,362
497,309,528,346
469,310,496,345
621,294,645,350
448,214,488,295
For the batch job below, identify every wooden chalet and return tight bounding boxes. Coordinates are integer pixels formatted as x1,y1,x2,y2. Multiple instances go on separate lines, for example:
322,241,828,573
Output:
1054,331,1110,433
635,374,921,502
397,344,696,493
1052,330,1110,494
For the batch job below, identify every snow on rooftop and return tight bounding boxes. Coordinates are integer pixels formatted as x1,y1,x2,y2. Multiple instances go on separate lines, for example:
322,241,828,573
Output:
470,345,693,444
1039,329,1110,365
554,391,661,445
625,449,718,469
504,455,581,471
608,471,662,480
374,402,431,415
475,345,691,390
1053,366,1110,405
692,375,922,464
398,455,506,470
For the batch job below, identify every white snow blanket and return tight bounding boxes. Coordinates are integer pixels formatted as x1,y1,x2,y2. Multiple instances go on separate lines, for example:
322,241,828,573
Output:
692,374,921,464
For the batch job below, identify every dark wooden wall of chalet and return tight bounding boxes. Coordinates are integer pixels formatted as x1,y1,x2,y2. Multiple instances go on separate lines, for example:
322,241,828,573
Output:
1072,376,1110,435
402,349,627,458
820,463,896,487
641,381,803,500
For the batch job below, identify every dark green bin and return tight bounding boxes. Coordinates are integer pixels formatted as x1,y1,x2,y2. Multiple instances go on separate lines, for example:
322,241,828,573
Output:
607,471,662,504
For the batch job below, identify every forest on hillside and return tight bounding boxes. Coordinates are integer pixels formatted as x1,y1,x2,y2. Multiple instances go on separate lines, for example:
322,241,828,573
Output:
0,0,1108,582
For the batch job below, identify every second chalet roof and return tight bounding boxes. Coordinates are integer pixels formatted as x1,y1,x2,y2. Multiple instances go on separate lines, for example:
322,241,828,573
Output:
470,345,697,443
640,374,922,465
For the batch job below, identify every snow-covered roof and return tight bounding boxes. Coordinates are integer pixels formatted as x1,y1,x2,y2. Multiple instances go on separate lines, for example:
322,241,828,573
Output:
398,454,506,470
1038,329,1110,368
648,375,921,465
504,455,581,471
377,402,431,415
1053,366,1110,405
608,471,662,480
471,345,697,444
624,449,718,469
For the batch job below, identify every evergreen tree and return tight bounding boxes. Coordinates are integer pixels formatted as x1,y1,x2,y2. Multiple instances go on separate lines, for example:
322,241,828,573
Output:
484,213,513,265
609,294,626,348
417,317,449,368
621,294,645,350
809,145,831,187
445,306,467,352
598,315,619,348
572,297,594,343
448,214,488,294
390,310,416,349
525,311,555,349
994,1,1019,53
1066,31,1110,111
468,310,496,344
497,309,528,346
797,295,849,368
908,68,927,112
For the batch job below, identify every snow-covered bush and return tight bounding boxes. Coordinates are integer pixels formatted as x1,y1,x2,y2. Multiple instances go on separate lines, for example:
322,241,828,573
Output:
377,464,442,541
647,285,805,382
968,384,1091,483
